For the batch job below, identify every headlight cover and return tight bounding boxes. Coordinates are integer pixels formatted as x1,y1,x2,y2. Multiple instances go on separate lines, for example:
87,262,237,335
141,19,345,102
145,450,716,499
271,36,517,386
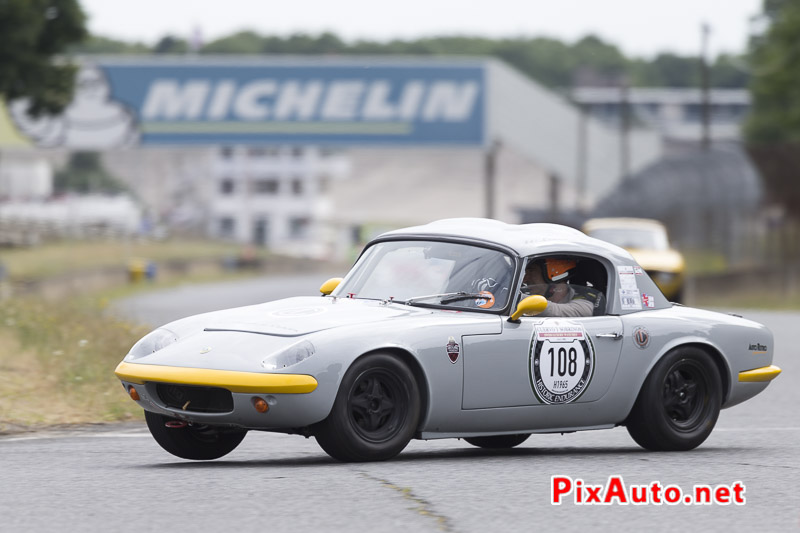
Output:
262,340,315,371
124,328,178,361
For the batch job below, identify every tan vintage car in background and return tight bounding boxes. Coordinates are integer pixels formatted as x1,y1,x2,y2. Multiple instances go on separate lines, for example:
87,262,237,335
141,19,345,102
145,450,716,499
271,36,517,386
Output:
582,218,686,303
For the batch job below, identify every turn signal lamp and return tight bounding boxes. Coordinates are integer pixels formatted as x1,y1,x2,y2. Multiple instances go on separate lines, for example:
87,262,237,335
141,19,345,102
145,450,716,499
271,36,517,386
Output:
253,398,269,413
128,386,140,401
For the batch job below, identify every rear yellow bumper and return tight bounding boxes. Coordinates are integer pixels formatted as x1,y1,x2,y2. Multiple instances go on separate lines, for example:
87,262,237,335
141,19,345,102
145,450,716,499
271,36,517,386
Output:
114,361,318,393
738,365,782,383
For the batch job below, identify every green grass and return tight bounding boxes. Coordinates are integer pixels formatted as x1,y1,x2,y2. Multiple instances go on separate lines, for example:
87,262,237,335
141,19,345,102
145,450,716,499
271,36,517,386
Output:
0,239,250,281
0,296,150,431
0,257,274,432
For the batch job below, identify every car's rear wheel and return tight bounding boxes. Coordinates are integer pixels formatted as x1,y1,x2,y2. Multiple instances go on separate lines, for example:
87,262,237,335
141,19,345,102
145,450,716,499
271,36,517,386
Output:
144,410,247,460
626,347,721,451
314,353,421,462
464,434,530,449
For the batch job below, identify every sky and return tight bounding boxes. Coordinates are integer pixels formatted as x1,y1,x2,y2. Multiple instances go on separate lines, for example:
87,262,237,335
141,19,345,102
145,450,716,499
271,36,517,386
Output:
80,0,764,59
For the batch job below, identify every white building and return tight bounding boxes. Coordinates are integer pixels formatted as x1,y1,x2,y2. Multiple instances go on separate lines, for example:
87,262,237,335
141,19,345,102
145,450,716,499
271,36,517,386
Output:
208,145,349,256
571,87,750,141
0,149,53,201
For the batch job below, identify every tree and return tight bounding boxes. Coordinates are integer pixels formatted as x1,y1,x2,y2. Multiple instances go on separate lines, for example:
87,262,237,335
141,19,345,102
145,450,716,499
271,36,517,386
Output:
0,0,87,116
68,34,149,55
53,152,127,195
744,0,800,221
202,31,265,54
711,54,750,88
745,0,800,143
153,35,188,55
73,28,755,93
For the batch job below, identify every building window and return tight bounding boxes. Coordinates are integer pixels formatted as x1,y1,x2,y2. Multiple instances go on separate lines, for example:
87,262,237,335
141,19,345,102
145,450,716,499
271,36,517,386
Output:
318,174,330,194
220,179,235,195
220,146,234,159
291,178,303,196
253,178,280,194
253,218,269,246
219,217,236,238
291,146,304,158
288,217,310,239
247,147,267,157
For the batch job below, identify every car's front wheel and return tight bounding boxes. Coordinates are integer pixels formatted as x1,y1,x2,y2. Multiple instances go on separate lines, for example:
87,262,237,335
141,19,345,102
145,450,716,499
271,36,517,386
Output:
626,347,721,451
464,434,530,449
314,353,421,462
144,411,247,460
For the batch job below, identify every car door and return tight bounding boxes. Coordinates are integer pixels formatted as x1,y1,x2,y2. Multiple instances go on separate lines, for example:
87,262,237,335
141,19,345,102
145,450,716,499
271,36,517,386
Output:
461,314,624,409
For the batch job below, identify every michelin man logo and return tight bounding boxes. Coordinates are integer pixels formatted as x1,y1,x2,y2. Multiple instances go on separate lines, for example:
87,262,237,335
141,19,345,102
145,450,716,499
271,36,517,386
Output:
10,65,138,149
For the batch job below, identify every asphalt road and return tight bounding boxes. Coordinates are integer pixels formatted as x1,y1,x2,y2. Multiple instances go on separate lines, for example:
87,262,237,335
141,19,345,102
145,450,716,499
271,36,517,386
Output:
112,272,342,327
1,277,796,532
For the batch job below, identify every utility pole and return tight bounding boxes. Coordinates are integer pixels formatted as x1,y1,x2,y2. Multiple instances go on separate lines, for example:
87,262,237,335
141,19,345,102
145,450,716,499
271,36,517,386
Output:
700,22,712,151
619,76,631,181
576,102,589,213
484,139,500,219
549,171,561,224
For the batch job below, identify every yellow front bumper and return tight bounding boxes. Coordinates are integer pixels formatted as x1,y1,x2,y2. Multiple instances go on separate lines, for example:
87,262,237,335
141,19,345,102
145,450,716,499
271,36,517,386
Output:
738,365,782,383
115,362,318,393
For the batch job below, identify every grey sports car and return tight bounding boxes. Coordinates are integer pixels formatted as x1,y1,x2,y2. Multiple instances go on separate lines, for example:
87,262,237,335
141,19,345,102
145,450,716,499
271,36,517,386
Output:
115,219,782,462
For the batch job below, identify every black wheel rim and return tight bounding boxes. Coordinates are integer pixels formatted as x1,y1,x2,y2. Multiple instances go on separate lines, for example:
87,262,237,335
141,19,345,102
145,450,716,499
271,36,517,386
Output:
661,359,709,431
347,369,408,443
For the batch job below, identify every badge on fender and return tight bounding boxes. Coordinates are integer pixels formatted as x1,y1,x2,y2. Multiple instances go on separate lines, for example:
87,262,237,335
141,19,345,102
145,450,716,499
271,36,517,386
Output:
529,323,595,404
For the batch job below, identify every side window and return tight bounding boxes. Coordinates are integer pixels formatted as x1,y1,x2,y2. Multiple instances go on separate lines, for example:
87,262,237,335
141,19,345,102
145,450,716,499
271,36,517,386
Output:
521,255,608,317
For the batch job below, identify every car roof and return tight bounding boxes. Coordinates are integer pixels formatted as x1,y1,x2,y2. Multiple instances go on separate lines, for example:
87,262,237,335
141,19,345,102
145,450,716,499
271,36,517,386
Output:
378,218,636,264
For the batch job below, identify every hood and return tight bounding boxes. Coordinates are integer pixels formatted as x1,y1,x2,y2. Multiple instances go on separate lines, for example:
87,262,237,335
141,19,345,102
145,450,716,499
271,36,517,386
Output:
200,296,432,337
627,248,685,273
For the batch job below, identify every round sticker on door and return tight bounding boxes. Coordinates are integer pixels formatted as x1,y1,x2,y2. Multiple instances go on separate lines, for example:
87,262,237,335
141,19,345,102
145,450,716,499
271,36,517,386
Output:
529,324,595,404
475,291,495,309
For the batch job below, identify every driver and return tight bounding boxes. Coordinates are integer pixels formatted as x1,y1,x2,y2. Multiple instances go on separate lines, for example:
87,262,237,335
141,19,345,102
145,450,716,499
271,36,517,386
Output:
521,258,599,317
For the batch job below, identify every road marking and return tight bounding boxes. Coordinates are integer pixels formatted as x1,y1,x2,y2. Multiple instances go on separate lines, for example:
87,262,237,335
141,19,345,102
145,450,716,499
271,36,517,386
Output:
715,427,800,432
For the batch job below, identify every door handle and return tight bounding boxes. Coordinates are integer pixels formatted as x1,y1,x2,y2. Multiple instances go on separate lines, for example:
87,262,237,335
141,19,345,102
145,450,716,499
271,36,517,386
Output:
596,332,623,340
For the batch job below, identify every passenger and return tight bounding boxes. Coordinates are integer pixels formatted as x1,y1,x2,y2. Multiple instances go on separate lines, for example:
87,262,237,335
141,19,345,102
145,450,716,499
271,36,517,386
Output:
522,258,599,317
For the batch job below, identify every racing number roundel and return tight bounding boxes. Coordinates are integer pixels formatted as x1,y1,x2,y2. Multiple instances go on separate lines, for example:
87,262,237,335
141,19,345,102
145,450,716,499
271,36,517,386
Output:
530,325,594,404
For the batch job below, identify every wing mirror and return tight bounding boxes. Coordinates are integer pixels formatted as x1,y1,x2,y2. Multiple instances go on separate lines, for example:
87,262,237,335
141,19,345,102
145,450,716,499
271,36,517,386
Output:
319,277,343,295
509,295,548,322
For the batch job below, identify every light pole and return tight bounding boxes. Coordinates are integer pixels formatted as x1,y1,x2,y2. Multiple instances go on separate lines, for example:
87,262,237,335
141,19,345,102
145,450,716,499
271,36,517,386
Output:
619,75,630,181
700,22,712,151
484,139,501,219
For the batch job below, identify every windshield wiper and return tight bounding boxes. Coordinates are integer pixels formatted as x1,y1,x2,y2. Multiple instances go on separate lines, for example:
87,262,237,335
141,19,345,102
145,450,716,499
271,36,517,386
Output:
440,292,486,304
404,291,485,305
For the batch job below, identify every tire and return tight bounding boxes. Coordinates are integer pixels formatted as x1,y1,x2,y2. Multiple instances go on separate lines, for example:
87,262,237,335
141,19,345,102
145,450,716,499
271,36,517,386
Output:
144,410,247,460
626,347,721,451
464,434,530,449
314,353,421,462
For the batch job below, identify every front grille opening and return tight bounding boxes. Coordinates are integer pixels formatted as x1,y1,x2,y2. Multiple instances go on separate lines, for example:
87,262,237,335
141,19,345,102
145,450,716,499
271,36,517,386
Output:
155,383,234,413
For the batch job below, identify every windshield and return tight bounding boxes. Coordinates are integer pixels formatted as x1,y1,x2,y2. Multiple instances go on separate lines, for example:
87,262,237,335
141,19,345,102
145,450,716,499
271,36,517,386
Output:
588,227,669,251
335,240,515,311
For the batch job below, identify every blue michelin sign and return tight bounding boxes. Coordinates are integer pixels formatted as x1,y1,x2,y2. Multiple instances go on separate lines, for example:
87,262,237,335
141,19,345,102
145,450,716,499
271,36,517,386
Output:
6,60,486,148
